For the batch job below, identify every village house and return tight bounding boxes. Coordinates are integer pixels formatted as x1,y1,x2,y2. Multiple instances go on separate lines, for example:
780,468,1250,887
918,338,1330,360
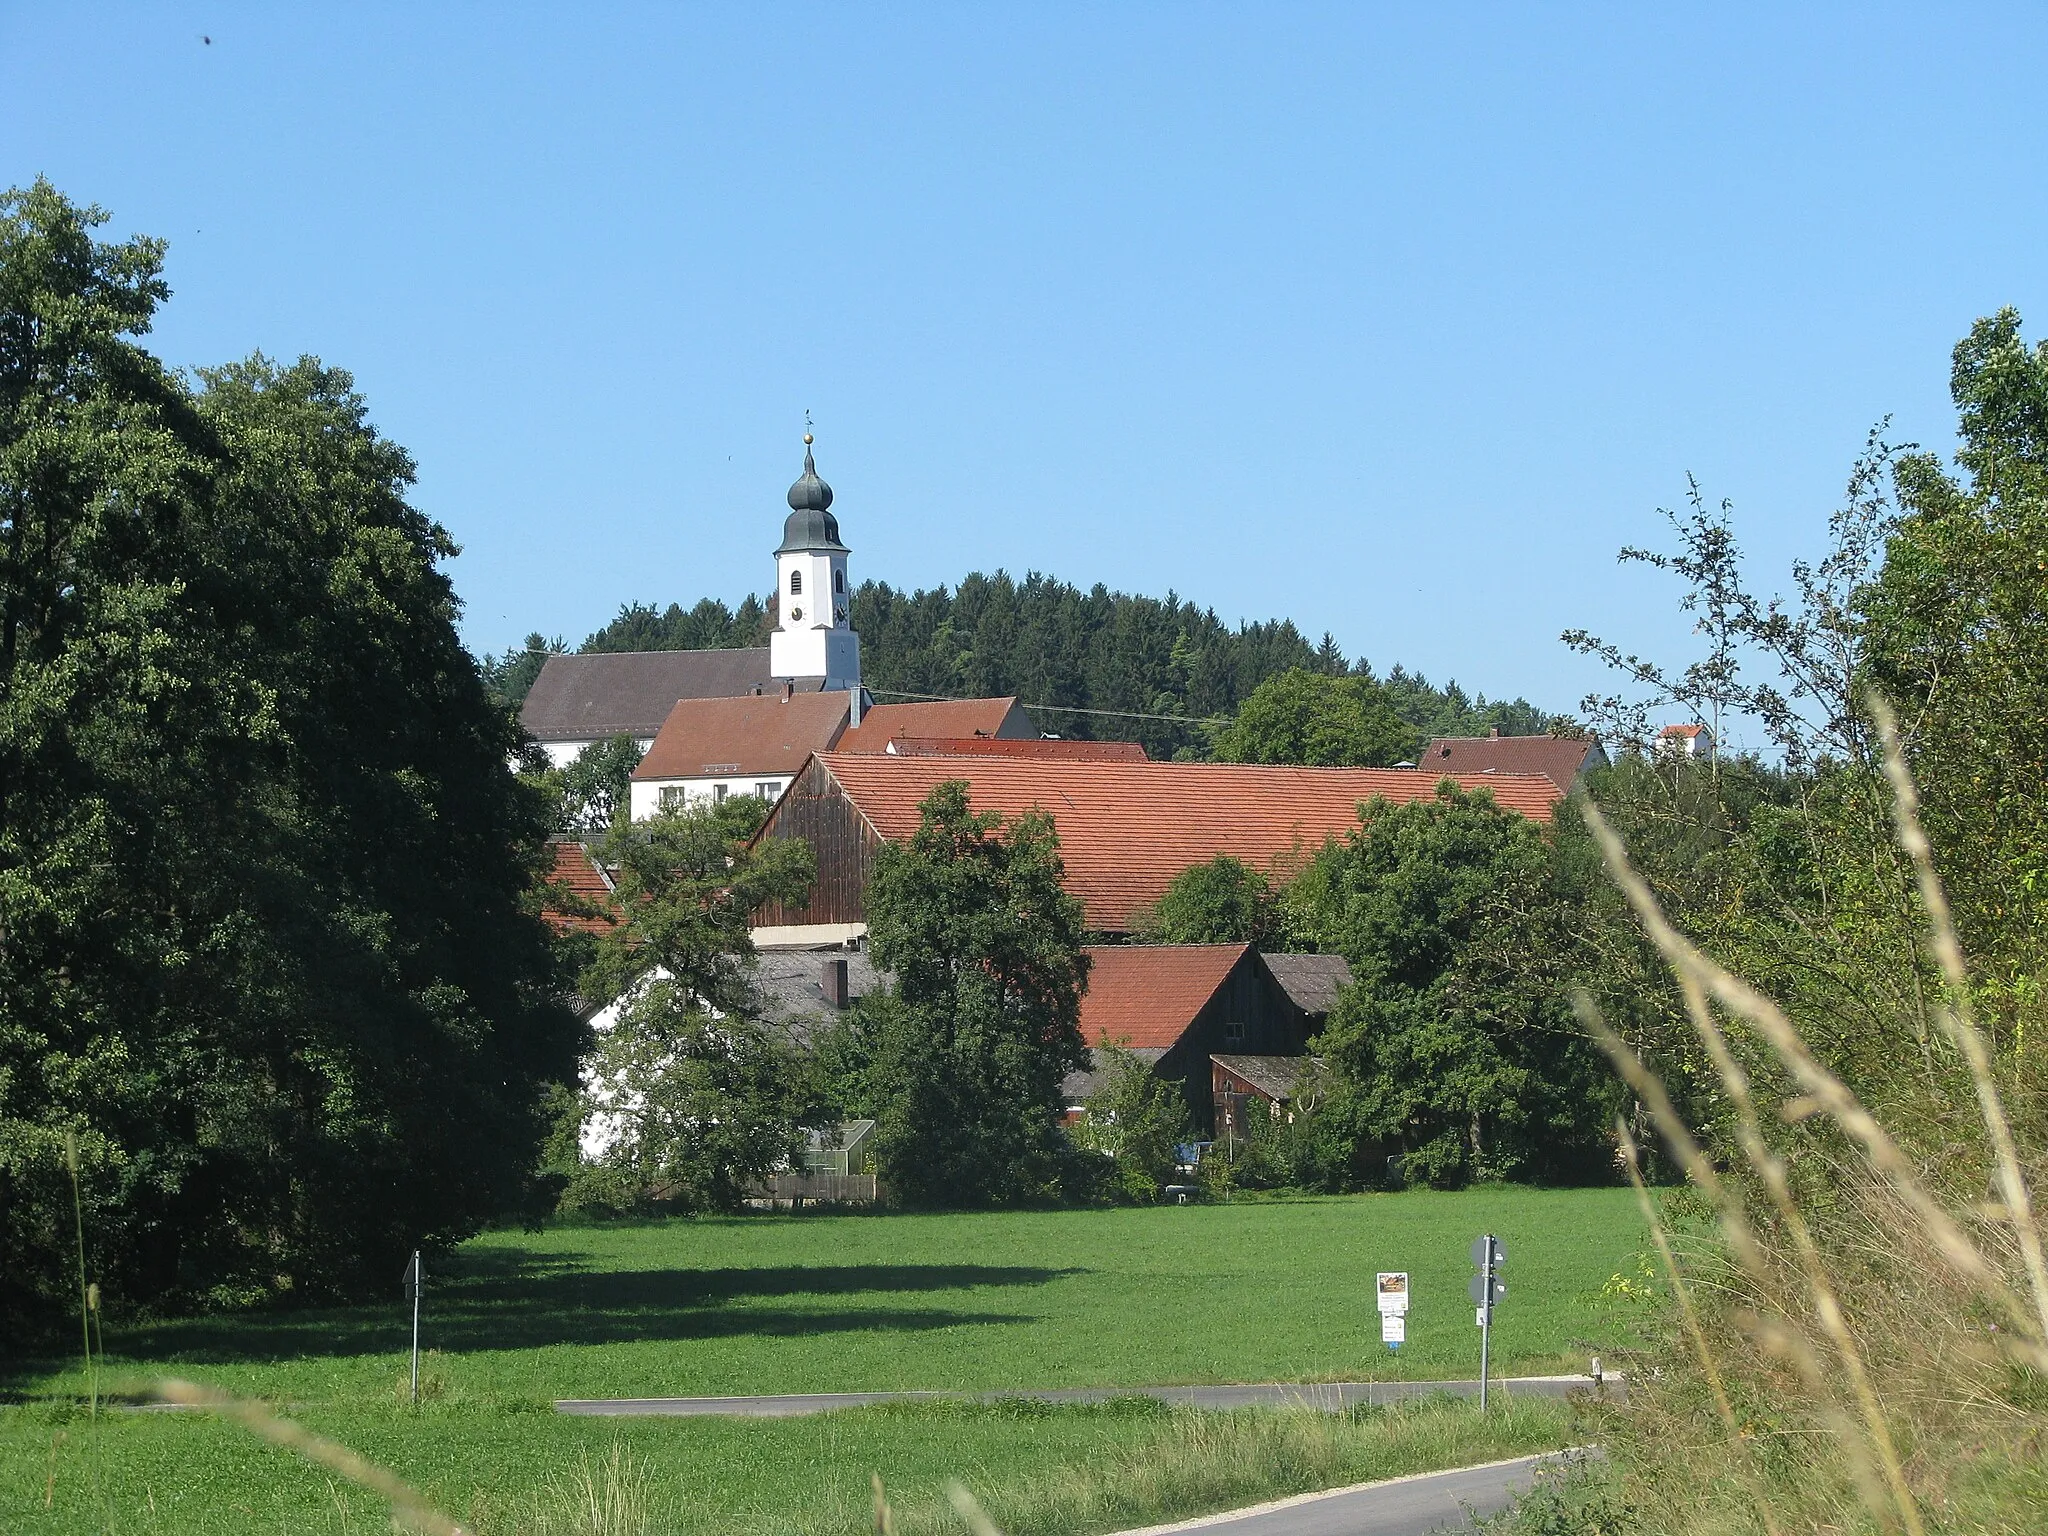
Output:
624,692,1036,817
1657,722,1716,759
1415,728,1608,794
748,751,1562,945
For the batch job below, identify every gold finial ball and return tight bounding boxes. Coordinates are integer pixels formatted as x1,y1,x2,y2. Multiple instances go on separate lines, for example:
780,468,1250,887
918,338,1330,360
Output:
803,433,814,445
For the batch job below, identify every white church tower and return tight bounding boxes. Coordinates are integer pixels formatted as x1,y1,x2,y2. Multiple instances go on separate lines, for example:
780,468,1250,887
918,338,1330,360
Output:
769,433,862,692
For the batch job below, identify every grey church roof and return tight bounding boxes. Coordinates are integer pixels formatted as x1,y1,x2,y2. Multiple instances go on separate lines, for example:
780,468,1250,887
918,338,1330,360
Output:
777,443,849,554
521,649,829,742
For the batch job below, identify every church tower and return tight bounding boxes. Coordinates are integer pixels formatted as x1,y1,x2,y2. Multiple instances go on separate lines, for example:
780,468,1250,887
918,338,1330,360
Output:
770,434,862,691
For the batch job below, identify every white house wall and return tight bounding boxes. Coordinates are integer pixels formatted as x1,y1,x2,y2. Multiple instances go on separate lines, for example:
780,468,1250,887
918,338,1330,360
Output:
629,774,791,820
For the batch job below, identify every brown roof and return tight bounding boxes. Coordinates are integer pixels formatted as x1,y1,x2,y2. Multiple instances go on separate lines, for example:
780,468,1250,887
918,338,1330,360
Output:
633,691,850,781
1416,735,1601,795
834,698,1031,752
542,840,618,934
883,736,1148,762
808,754,1560,931
520,649,802,741
1212,1053,1311,1101
1260,953,1353,1017
1080,944,1250,1048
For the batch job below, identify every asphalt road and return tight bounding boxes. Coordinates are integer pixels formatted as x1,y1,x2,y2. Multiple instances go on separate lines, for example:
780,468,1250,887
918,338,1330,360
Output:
1100,1451,1579,1536
554,1375,1620,1416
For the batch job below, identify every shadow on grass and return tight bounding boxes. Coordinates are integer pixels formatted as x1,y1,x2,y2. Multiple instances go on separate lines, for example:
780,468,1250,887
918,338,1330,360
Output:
86,1255,1083,1368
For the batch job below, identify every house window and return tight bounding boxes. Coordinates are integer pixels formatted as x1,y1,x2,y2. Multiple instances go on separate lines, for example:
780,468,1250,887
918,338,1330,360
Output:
658,785,686,811
755,781,781,799
834,568,844,594
789,570,802,595
1223,1020,1246,1048
713,784,728,804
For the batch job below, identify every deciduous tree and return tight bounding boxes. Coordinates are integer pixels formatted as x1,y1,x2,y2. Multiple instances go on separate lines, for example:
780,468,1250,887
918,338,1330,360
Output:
863,780,1091,1207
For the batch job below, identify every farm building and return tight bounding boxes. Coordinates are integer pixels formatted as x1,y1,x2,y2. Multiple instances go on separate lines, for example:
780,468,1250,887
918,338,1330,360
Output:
1061,944,1351,1135
749,752,1561,944
1415,730,1608,794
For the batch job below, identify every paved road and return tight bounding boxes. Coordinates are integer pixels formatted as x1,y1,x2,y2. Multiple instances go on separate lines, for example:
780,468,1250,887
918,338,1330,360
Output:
554,1375,1620,1417
1101,1451,1580,1536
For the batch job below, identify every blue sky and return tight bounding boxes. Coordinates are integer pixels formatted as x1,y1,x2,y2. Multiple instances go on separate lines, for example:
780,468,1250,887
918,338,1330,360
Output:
6,5,2043,737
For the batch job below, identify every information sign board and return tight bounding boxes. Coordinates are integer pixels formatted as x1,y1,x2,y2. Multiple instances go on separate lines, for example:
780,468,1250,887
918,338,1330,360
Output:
1375,1272,1410,1315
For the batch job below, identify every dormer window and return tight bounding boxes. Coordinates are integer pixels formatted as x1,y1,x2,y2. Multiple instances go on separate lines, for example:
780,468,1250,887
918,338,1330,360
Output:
834,569,844,594
789,571,803,595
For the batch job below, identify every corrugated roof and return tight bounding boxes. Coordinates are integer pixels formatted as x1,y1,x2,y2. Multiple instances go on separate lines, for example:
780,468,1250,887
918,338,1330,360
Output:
542,840,618,933
811,754,1560,931
520,650,813,741
1078,943,1250,1048
1416,735,1601,795
884,737,1149,761
633,691,850,781
835,698,1028,752
1260,953,1353,1017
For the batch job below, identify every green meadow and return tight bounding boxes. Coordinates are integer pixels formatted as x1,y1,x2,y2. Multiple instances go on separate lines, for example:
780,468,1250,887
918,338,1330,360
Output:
5,1189,1645,1534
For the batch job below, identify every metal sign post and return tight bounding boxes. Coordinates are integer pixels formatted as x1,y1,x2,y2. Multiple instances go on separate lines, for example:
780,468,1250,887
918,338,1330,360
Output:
402,1250,422,1406
1468,1235,1506,1409
1376,1272,1410,1352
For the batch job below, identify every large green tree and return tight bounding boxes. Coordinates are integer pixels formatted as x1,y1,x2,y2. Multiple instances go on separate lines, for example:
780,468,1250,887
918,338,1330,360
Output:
1,182,582,1322
1304,785,1618,1188
863,780,1091,1207
1146,855,1276,945
1864,308,2048,1006
1209,669,1420,767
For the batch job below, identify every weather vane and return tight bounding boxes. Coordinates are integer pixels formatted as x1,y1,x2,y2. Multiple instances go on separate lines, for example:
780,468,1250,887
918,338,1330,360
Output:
804,409,813,446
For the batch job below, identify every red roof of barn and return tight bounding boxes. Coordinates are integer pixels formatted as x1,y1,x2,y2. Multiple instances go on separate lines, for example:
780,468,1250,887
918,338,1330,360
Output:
632,691,850,781
882,736,1148,762
1079,944,1250,1048
543,839,618,933
806,754,1559,931
835,698,1029,753
1417,735,1602,795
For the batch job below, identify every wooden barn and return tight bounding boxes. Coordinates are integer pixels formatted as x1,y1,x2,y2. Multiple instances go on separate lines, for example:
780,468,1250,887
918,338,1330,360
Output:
1060,944,1347,1135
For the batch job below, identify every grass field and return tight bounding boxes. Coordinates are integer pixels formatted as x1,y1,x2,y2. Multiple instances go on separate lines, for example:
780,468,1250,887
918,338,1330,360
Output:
4,1188,1645,1534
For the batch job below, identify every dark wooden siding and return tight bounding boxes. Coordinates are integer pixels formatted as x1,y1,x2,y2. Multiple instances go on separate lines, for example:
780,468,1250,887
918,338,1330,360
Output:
1149,952,1308,1135
754,758,882,927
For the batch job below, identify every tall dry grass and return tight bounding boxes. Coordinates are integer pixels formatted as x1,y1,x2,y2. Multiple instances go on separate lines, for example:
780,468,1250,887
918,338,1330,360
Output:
1557,701,2048,1534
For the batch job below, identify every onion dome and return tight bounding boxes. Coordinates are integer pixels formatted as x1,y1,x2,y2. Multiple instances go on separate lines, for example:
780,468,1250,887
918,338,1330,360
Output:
778,434,848,553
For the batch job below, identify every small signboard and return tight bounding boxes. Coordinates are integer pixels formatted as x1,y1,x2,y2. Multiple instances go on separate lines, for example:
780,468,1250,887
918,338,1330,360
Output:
1381,1312,1406,1345
1375,1272,1410,1315
1470,1236,1507,1268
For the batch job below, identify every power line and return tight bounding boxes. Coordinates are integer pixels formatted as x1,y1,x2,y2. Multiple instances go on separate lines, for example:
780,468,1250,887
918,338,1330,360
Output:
866,688,1227,727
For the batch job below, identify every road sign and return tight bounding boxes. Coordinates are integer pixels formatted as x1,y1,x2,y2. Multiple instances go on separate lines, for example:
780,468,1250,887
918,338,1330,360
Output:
1469,1236,1507,1268
1376,1272,1410,1315
1381,1312,1406,1346
1468,1275,1507,1305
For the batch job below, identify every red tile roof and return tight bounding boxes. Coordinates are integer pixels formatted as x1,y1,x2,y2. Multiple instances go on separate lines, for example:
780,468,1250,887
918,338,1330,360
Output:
543,839,618,933
1079,944,1250,1048
632,691,850,781
1659,722,1708,738
834,698,1029,753
882,736,1148,762
811,754,1560,931
1417,735,1601,795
